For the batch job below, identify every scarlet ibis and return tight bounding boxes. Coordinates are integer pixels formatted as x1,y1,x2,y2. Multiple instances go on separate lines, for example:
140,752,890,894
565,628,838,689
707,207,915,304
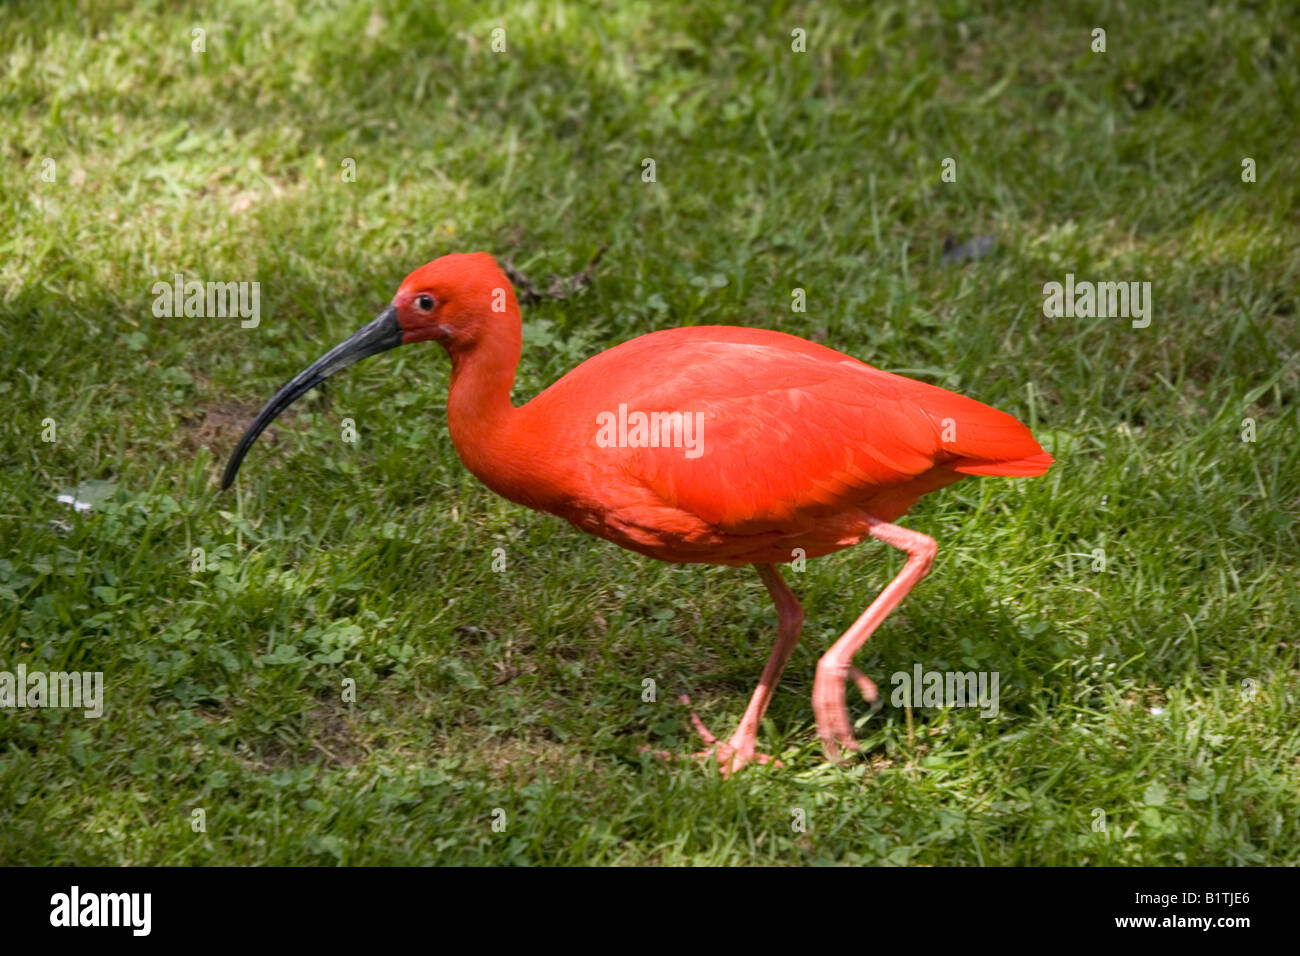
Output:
222,252,1053,773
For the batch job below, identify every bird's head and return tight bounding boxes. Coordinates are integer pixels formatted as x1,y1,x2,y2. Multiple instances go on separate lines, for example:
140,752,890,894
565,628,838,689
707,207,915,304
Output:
220,251,517,490
390,251,519,350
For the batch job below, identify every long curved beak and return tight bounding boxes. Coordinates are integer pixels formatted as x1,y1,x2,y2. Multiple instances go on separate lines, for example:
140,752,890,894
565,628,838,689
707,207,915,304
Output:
221,305,403,489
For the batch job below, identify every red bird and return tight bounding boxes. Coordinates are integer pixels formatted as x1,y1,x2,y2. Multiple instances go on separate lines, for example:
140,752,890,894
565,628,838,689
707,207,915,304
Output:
223,253,1053,773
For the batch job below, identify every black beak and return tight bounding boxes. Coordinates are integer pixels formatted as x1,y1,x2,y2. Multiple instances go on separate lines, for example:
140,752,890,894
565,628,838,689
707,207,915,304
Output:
220,305,404,489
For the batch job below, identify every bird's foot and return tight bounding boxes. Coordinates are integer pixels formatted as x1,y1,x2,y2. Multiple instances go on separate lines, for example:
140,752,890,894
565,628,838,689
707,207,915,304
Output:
681,696,783,776
849,666,880,704
640,695,782,776
813,662,880,763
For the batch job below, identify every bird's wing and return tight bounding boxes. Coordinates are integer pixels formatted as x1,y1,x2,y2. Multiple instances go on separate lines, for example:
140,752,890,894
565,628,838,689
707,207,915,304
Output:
553,333,1049,533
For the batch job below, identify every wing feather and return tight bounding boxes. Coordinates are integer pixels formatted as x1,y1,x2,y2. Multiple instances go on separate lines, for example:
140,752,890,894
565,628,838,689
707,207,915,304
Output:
529,327,1051,534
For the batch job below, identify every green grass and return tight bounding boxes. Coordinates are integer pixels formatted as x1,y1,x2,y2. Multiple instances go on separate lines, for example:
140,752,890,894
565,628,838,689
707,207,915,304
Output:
1,0,1297,865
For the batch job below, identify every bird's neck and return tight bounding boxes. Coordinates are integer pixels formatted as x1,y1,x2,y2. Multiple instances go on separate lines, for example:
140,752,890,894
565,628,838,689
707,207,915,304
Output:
446,329,519,436
444,319,552,510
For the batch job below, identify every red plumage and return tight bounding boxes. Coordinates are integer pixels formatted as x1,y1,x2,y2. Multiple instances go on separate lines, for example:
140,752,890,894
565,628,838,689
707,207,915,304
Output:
225,253,1054,773
468,325,1050,565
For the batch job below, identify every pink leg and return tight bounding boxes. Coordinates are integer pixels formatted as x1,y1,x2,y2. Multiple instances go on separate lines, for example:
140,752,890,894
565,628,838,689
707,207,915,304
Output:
813,519,937,761
682,563,804,775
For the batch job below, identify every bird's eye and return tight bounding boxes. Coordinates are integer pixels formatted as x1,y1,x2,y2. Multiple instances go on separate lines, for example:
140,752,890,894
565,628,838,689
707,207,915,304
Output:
417,294,434,311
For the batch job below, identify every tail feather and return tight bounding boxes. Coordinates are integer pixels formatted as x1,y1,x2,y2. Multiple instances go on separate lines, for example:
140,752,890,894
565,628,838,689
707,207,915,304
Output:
951,451,1054,477
915,387,1054,478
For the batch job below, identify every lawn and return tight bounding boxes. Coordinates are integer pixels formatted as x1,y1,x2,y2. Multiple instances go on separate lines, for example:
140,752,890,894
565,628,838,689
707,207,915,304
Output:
1,0,1297,865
